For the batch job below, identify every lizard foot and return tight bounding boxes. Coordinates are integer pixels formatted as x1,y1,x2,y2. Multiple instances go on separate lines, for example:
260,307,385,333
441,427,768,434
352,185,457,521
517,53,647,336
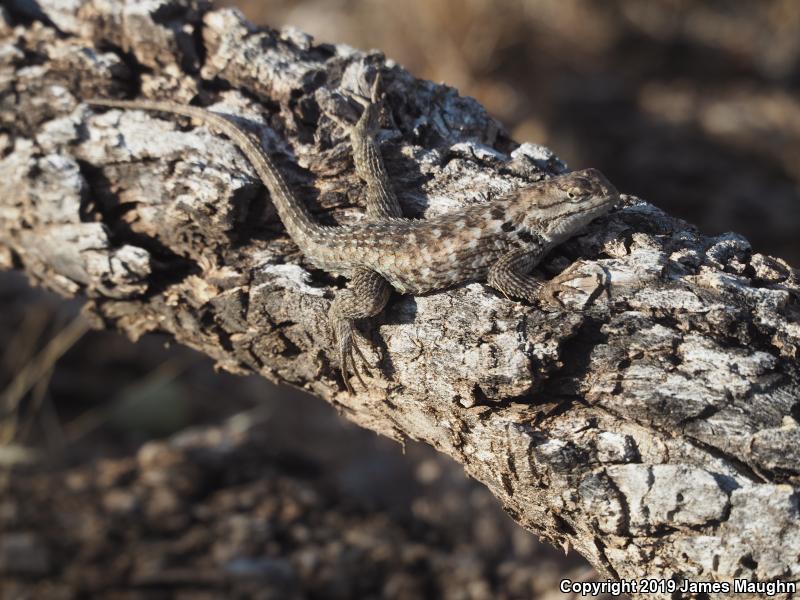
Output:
328,269,391,393
332,316,376,394
329,72,384,130
540,262,609,308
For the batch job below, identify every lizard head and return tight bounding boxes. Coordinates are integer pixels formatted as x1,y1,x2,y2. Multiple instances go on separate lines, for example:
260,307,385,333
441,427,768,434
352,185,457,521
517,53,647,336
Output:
518,168,619,247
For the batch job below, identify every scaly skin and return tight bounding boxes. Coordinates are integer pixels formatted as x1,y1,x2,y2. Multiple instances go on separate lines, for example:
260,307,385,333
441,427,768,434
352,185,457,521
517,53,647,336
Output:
87,89,619,392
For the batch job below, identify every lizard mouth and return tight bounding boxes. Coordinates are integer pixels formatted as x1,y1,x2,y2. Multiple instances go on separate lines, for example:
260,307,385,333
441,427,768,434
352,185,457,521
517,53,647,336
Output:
578,191,619,216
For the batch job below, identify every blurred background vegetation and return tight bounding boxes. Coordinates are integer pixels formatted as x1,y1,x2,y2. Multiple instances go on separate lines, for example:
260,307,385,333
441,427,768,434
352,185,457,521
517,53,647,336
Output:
2,1,799,597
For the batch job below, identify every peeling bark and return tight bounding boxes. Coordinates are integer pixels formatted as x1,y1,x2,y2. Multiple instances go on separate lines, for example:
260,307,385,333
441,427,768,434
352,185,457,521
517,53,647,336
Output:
1,2,799,597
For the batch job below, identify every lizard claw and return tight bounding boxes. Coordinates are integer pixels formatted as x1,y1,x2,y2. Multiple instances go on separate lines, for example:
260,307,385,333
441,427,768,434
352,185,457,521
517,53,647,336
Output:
350,336,374,377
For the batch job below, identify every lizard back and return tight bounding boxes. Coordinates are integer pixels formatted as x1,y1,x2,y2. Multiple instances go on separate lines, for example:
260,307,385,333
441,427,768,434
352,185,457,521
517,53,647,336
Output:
304,199,531,294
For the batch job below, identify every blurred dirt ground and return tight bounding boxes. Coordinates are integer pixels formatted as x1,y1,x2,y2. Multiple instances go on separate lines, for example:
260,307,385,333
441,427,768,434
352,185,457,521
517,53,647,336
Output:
3,1,800,598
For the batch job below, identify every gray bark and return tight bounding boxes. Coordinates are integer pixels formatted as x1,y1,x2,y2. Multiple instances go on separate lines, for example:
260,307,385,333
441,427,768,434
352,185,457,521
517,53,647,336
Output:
1,1,799,597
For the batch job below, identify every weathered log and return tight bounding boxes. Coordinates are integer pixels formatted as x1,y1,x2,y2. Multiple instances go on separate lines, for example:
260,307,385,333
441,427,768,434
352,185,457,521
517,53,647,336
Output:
1,2,799,597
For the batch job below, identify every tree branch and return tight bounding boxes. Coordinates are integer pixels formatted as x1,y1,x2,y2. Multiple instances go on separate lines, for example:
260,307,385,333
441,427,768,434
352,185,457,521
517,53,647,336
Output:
1,1,799,595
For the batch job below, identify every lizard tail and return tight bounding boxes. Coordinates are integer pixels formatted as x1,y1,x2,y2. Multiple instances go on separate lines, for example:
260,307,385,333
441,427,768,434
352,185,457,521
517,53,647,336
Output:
86,98,324,245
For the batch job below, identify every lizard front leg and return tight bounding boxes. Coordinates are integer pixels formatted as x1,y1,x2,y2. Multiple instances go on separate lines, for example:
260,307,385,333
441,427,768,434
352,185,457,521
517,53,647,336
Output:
488,247,608,307
487,247,546,303
329,268,392,393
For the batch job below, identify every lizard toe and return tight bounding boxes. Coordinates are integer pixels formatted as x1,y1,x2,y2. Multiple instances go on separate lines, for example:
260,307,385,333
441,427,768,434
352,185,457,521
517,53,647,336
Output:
335,318,373,393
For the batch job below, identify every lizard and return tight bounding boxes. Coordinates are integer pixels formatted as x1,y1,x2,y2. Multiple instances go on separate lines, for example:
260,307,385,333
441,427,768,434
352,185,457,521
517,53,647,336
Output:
87,81,619,393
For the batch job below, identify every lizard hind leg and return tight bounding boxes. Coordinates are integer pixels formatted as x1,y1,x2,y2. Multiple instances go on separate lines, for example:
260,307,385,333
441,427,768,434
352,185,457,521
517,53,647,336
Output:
329,268,392,393
348,73,405,221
